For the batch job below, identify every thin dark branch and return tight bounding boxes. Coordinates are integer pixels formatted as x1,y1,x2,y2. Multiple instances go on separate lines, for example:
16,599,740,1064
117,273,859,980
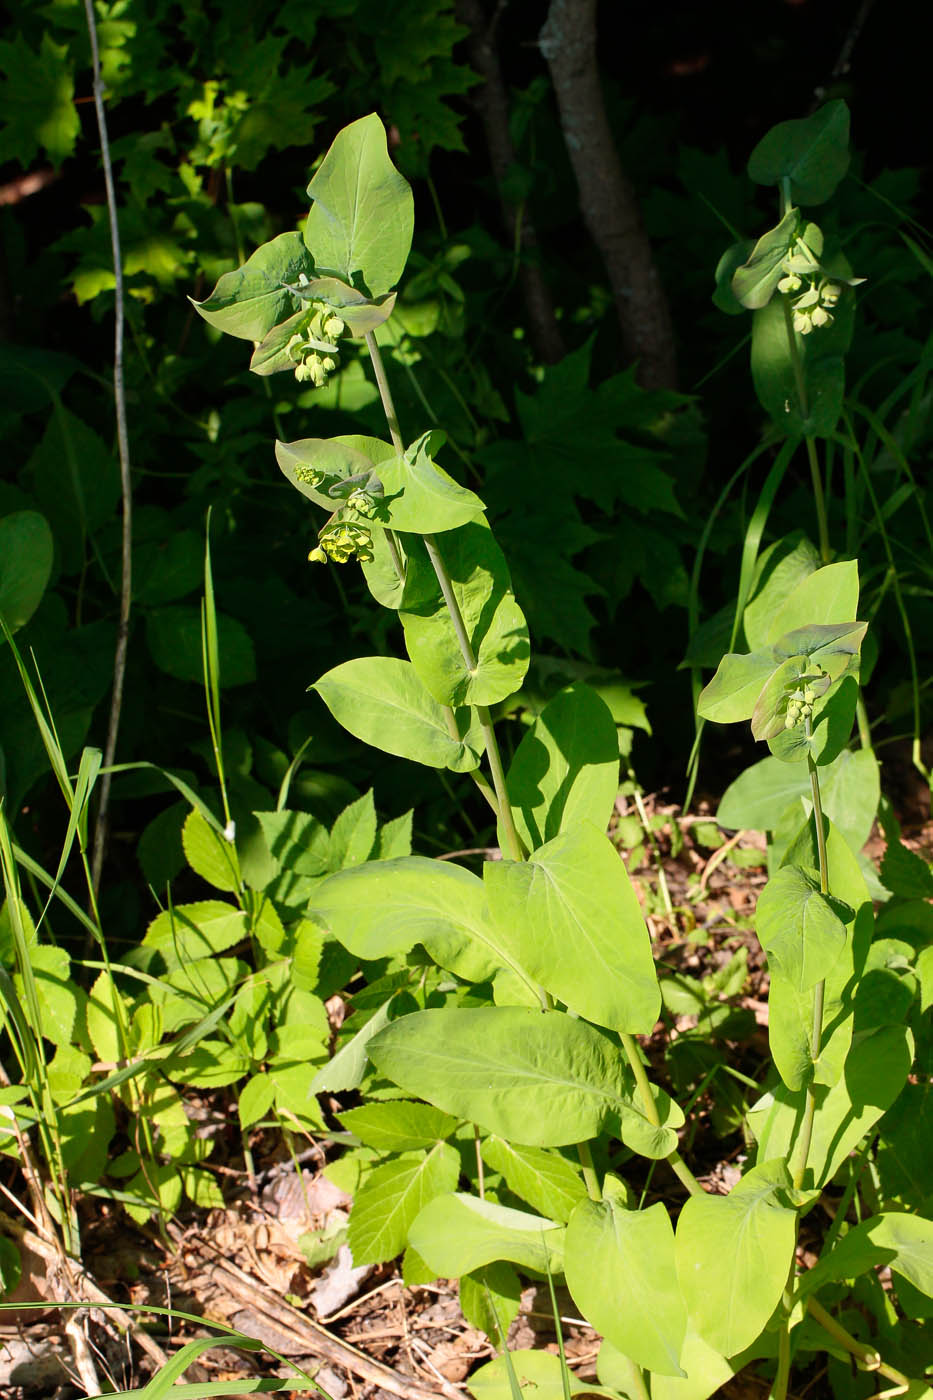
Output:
84,0,133,895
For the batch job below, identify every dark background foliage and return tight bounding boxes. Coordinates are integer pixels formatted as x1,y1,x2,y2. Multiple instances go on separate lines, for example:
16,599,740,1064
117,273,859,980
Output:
0,0,929,946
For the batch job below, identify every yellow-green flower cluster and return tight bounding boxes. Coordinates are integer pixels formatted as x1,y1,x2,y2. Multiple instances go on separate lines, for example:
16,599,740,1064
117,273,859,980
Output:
776,235,852,336
286,305,346,386
310,519,375,565
783,666,828,729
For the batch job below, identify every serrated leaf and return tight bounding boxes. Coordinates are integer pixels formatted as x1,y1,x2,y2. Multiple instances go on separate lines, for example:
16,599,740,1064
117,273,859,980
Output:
0,33,79,167
347,1142,459,1266
480,1137,587,1222
182,808,239,892
339,1100,458,1152
140,900,247,971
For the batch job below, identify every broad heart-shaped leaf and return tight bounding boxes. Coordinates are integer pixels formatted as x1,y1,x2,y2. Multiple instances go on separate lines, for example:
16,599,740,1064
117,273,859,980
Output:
743,532,822,652
480,1136,587,1222
765,815,872,1090
565,1198,687,1376
471,1350,616,1400
675,1160,797,1358
717,748,879,857
483,821,660,1034
767,560,860,642
313,657,483,772
408,1193,564,1277
731,208,801,310
798,1212,933,1302
304,113,414,298
747,100,850,205
0,511,53,634
378,433,487,535
367,1007,631,1148
648,1328,735,1400
697,650,777,724
401,523,530,707
191,231,313,341
310,855,537,990
339,1101,458,1153
346,1141,459,1266
275,435,386,511
747,1023,914,1190
756,866,849,994
503,682,620,852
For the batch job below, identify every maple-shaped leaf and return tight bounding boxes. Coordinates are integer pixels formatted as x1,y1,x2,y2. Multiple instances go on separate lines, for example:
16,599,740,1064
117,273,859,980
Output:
0,33,80,168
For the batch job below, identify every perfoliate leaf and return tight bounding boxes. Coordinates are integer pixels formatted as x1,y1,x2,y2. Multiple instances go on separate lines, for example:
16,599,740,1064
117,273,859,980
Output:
191,232,314,341
304,113,414,296
747,101,851,205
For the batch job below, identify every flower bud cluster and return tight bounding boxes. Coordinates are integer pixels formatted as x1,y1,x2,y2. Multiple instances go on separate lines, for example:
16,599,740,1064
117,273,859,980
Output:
285,303,345,386
783,667,828,730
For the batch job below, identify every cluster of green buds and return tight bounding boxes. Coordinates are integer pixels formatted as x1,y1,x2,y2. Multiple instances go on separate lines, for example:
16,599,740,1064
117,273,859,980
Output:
783,665,829,729
285,301,346,386
309,518,375,565
776,233,850,336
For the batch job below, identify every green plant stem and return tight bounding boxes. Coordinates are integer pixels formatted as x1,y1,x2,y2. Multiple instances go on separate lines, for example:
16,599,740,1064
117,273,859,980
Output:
779,298,831,564
791,750,828,1192
365,331,524,861
619,1033,704,1197
772,1321,792,1400
805,1297,911,1390
576,1142,602,1202
632,788,672,915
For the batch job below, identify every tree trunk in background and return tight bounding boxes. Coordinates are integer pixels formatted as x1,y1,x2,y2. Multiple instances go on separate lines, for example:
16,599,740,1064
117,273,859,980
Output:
540,0,678,389
457,0,566,364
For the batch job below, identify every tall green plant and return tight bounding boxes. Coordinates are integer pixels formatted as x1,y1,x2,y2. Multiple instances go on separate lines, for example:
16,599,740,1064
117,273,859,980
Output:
192,113,932,1400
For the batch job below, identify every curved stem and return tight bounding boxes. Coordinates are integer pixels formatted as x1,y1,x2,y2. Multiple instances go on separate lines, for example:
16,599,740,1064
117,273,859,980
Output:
805,1297,911,1390
620,1033,705,1197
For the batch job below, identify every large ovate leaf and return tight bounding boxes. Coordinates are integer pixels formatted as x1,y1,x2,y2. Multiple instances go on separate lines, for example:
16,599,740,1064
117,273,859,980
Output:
409,1193,564,1276
401,523,529,707
696,651,776,724
379,433,487,534
367,1007,630,1148
191,231,314,340
756,865,849,993
313,657,483,772
0,512,54,634
339,1100,458,1153
483,821,660,1034
747,1023,914,1189
717,748,879,856
310,855,534,987
346,1142,459,1266
675,1161,797,1358
304,113,414,296
743,533,821,652
731,208,800,310
565,1198,687,1376
747,101,850,205
800,1212,933,1302
767,560,859,640
504,683,620,852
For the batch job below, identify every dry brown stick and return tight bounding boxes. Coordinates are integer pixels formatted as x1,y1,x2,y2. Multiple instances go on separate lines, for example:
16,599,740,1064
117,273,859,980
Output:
539,0,678,389
207,1253,463,1400
0,1210,171,1374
